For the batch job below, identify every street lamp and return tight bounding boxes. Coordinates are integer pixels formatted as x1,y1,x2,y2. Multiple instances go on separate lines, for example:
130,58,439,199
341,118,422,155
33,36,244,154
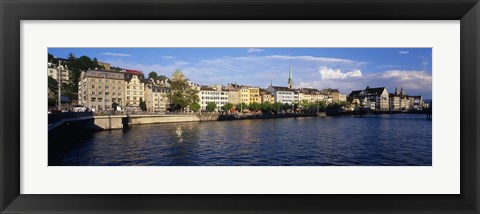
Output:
56,61,63,111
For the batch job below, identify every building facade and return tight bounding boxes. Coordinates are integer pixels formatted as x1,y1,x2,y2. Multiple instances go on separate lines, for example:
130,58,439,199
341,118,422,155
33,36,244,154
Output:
267,85,295,104
248,87,260,104
124,70,146,109
199,86,229,111
260,89,275,103
349,86,389,111
47,62,69,81
144,77,171,112
78,70,125,111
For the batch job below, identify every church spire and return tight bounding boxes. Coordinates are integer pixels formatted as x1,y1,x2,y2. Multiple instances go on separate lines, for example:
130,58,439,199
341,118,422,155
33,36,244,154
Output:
288,59,294,89
395,86,398,95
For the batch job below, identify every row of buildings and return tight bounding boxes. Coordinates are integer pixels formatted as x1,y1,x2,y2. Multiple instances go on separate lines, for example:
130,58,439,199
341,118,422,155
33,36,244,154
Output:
49,60,428,112
349,86,426,111
70,62,350,112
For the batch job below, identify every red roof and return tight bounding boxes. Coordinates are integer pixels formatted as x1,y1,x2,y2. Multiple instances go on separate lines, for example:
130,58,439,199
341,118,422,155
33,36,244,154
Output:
126,69,144,75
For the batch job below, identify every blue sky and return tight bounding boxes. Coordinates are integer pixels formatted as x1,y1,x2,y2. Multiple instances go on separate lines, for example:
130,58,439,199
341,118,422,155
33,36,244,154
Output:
48,48,432,98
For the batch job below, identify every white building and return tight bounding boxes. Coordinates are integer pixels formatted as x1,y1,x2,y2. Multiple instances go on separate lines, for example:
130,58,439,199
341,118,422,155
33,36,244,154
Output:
47,62,69,81
198,86,229,111
267,85,295,104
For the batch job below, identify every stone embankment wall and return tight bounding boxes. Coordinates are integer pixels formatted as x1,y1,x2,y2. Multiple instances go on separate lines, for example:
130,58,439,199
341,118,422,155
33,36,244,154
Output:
56,113,323,132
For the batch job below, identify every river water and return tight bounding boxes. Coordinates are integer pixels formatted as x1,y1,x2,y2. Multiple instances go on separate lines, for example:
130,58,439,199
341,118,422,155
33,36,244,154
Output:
49,114,432,166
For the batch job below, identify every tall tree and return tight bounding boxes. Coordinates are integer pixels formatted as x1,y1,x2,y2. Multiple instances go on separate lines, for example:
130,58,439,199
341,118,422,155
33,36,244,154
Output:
148,71,159,79
48,53,58,65
48,76,58,95
139,98,147,111
168,70,199,112
63,54,101,102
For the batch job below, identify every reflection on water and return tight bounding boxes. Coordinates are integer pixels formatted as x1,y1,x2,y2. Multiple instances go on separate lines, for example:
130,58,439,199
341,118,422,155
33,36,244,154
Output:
49,114,432,166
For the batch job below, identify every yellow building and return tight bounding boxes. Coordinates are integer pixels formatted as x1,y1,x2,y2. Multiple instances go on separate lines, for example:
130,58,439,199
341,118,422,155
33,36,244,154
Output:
260,89,274,103
124,70,146,109
78,70,125,111
248,87,260,104
239,86,249,104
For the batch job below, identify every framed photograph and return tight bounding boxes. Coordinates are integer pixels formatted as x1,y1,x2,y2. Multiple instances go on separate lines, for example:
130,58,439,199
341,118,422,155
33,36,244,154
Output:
1,0,479,213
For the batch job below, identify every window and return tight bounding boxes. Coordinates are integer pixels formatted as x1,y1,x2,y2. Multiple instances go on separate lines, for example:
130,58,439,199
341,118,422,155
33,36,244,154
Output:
127,86,130,89
127,96,130,100
92,85,95,89
133,86,136,90
118,92,121,96
91,91,95,95
105,92,109,96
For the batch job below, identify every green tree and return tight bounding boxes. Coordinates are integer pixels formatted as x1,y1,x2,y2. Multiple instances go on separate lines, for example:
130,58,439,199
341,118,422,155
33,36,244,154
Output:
222,102,234,112
139,98,147,111
190,102,201,112
62,53,102,102
206,102,217,112
326,102,342,113
48,76,58,95
249,102,261,112
261,101,272,114
272,102,282,114
112,102,119,110
236,102,248,113
148,71,158,79
168,70,199,112
48,53,58,65
293,102,299,113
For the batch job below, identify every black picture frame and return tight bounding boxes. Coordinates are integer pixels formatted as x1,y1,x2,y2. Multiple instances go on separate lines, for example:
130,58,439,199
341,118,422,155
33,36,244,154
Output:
1,0,479,213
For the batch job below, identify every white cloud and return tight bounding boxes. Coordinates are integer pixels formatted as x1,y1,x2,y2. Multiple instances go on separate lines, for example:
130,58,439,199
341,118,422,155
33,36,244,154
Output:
398,51,409,54
319,67,362,80
299,69,432,97
161,56,176,59
107,54,362,88
100,52,131,57
264,55,355,63
377,70,432,82
247,48,264,53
